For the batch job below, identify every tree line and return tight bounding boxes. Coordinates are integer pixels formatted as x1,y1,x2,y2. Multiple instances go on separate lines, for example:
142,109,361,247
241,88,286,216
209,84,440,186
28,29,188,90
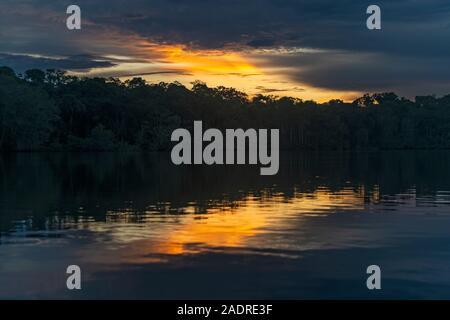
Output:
1,66,450,151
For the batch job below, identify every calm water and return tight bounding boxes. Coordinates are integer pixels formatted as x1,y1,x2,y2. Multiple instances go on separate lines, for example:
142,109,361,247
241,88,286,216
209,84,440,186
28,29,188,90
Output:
1,151,450,299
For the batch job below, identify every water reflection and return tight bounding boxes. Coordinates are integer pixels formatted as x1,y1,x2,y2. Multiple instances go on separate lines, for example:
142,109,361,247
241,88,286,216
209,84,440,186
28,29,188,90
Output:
1,151,450,298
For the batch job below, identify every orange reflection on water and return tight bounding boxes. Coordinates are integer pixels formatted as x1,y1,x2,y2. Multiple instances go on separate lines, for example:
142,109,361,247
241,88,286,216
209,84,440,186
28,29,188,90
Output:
81,187,368,265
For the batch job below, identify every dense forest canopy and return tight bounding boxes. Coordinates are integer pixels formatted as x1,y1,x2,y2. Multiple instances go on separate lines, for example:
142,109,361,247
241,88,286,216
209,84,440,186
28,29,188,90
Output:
1,66,450,151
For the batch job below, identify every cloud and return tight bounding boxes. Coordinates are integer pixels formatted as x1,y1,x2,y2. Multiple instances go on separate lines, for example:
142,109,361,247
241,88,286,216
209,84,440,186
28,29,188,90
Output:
69,0,450,57
251,49,450,96
1,0,450,96
0,53,116,72
255,85,305,94
110,70,193,78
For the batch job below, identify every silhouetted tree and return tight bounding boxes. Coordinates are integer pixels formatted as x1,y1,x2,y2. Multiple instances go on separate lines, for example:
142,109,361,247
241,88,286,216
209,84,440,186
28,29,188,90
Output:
1,66,450,151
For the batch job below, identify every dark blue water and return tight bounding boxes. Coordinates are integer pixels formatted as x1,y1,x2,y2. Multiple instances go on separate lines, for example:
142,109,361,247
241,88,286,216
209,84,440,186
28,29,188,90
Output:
1,151,450,299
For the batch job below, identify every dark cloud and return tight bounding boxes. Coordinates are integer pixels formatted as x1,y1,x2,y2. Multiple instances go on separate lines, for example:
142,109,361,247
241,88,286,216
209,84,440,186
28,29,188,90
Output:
76,0,450,56
255,86,305,94
115,70,193,78
0,53,116,72
253,49,450,96
246,38,276,48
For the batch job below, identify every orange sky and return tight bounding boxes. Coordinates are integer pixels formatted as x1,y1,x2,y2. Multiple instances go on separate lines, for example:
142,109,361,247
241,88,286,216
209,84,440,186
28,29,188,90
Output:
3,1,450,101
73,40,362,102
0,5,363,102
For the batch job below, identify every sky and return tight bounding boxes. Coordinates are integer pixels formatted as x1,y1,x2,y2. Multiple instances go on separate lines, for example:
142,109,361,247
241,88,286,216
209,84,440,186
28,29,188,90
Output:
1,0,450,101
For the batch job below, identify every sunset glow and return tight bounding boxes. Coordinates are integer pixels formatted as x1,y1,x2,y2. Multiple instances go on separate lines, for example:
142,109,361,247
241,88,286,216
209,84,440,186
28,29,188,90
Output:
76,187,368,266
